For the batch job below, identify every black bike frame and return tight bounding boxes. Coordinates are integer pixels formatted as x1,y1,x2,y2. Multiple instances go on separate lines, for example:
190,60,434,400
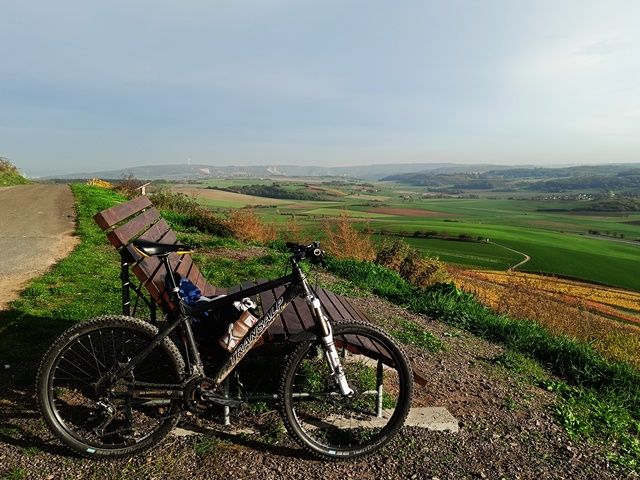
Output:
111,257,317,396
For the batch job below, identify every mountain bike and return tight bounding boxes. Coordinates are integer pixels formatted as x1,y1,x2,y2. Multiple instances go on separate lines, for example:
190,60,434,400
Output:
36,241,413,460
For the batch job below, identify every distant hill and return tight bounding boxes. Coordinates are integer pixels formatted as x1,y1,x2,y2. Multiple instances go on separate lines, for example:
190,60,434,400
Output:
46,162,525,181
382,164,640,193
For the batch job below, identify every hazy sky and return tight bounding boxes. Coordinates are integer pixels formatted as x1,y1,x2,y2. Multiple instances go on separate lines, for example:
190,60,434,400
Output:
1,1,639,176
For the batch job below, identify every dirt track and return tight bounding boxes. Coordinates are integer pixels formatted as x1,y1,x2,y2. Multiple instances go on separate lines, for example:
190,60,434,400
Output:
0,184,77,309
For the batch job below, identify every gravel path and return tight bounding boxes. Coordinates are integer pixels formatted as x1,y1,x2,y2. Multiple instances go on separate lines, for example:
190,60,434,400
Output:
0,184,77,310
0,289,626,480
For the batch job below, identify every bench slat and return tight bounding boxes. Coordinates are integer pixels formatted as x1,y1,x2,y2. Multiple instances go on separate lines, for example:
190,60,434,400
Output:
260,288,289,337
282,297,308,334
322,289,352,319
334,292,370,323
175,255,195,279
316,289,344,321
94,195,153,230
107,208,161,248
137,219,174,244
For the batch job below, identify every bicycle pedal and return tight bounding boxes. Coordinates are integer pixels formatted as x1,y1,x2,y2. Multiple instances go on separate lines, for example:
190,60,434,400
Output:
200,391,243,408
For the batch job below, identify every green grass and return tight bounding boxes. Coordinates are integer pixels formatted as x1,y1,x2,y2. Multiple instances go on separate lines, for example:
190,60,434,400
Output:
197,252,289,288
384,316,444,352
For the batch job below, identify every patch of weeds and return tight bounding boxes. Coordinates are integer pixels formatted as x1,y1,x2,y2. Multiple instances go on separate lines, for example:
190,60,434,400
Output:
0,427,19,436
193,434,232,457
1,468,27,480
387,317,443,353
258,417,288,445
247,401,271,415
21,446,40,456
503,396,519,412
552,385,639,473
491,351,549,385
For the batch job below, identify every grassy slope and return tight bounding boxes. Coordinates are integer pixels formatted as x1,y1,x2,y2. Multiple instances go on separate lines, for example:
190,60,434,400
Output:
0,169,29,187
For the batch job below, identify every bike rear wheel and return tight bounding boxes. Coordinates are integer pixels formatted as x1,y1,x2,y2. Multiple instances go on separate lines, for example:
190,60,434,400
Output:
36,315,184,458
279,322,413,460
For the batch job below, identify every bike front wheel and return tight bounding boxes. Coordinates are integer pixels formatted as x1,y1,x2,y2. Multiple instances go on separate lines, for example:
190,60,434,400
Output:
279,322,413,460
36,315,185,458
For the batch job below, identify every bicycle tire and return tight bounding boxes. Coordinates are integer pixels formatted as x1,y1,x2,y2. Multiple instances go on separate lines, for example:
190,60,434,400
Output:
36,315,185,458
279,321,413,460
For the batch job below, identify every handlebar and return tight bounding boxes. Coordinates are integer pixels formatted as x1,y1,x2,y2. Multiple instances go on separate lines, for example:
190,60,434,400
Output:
286,241,326,267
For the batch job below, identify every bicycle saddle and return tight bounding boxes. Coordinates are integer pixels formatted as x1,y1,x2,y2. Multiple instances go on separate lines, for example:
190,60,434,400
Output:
132,239,192,256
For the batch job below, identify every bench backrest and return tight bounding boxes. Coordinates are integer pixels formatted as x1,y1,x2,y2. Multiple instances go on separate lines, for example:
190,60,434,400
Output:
94,196,225,312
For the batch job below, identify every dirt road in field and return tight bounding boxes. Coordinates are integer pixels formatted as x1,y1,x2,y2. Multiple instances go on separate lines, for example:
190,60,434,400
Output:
490,241,531,271
0,184,77,310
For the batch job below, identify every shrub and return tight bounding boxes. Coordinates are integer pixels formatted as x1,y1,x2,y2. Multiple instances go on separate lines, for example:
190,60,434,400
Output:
399,252,450,288
376,239,450,288
0,157,29,186
282,215,307,243
114,173,146,198
151,187,230,236
149,187,200,215
376,240,412,271
223,208,276,244
321,212,375,261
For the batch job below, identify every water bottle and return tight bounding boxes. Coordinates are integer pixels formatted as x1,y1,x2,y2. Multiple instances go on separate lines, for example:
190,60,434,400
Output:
219,298,258,352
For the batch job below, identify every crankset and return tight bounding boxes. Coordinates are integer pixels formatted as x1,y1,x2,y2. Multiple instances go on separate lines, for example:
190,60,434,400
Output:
184,377,244,412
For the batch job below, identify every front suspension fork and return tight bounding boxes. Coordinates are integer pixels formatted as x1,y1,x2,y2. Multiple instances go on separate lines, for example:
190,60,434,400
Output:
307,295,354,397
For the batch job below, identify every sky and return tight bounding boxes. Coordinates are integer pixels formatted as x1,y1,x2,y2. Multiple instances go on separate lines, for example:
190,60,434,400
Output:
1,1,639,176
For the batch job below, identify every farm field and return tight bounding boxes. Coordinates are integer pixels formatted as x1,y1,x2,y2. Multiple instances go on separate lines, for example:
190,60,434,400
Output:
169,179,640,291
450,268,640,367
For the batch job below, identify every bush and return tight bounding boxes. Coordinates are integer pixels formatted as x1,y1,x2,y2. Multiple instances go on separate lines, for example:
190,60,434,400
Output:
149,187,201,215
376,240,450,288
321,212,375,261
114,174,146,198
399,252,450,288
223,208,276,244
376,240,411,271
151,187,230,236
0,157,29,186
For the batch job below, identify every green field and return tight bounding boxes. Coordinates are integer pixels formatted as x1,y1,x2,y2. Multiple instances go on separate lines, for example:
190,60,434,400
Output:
171,180,640,291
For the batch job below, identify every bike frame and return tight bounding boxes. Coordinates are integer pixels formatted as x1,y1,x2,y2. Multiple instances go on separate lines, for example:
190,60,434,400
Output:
107,253,348,401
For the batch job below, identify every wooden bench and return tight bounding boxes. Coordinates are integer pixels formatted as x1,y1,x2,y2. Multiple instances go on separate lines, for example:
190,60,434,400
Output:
93,195,427,387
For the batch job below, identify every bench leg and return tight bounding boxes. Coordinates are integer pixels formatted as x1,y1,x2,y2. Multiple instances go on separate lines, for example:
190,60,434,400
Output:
376,360,384,418
120,261,131,316
222,377,231,426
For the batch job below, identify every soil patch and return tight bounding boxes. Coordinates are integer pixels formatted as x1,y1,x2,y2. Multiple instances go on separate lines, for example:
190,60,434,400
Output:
174,187,288,206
